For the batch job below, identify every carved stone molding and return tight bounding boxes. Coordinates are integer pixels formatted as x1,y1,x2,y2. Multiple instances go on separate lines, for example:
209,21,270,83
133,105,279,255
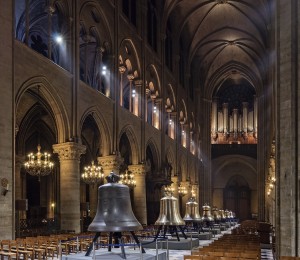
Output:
98,154,124,170
52,142,86,161
128,164,150,176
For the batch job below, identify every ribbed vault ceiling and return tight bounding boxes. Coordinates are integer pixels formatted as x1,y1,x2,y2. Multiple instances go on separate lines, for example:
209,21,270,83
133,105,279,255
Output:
165,0,271,99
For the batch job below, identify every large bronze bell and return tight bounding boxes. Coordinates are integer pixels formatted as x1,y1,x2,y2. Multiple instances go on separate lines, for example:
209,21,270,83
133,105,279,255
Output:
183,197,201,222
155,192,185,226
201,204,214,222
88,172,142,232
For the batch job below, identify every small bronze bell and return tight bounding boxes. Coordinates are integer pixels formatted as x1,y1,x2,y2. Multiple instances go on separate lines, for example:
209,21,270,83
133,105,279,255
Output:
183,197,202,222
212,206,221,221
219,209,226,221
201,204,214,222
155,193,185,226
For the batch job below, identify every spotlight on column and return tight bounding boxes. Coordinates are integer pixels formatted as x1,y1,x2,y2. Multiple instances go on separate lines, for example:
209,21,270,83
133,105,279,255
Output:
102,65,107,75
132,89,136,97
55,35,63,44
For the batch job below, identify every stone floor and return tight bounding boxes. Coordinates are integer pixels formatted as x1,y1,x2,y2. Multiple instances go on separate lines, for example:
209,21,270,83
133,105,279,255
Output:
60,226,274,260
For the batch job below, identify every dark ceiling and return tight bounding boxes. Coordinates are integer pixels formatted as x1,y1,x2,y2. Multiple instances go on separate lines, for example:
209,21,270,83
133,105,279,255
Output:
165,0,272,101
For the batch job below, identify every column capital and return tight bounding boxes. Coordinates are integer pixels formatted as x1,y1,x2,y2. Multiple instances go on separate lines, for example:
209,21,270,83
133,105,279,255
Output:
127,73,134,81
97,154,124,172
134,79,143,86
52,142,86,161
128,164,150,176
119,64,126,74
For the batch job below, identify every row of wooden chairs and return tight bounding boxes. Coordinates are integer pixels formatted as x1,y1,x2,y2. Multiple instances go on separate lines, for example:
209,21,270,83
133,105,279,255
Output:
189,250,260,259
0,231,149,259
184,227,261,260
0,233,96,260
280,257,300,260
184,255,258,260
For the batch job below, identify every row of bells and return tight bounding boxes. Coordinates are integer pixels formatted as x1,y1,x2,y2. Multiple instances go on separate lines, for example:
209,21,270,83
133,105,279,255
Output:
155,194,235,226
88,173,235,232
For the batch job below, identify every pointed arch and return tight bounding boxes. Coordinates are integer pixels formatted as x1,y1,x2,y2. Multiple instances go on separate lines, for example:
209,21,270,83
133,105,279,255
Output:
118,124,140,164
15,76,69,144
79,107,112,156
165,147,175,176
146,64,161,95
119,38,141,77
145,138,160,174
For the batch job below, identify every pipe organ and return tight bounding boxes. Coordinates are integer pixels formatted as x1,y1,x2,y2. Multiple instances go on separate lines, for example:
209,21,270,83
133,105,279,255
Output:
211,97,257,144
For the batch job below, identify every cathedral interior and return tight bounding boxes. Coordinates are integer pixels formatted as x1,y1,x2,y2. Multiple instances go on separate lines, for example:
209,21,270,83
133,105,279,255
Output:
0,0,299,258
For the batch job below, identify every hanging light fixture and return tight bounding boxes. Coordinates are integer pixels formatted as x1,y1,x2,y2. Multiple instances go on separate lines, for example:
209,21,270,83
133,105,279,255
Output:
119,169,136,188
178,183,188,196
164,185,175,196
24,145,54,180
81,161,104,185
24,87,54,180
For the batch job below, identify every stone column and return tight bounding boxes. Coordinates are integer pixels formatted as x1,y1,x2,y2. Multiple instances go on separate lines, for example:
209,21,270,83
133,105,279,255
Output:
95,47,104,91
127,74,134,113
53,142,86,233
276,1,300,256
0,1,13,240
89,184,98,218
15,155,25,200
128,164,148,225
134,79,142,117
119,64,126,107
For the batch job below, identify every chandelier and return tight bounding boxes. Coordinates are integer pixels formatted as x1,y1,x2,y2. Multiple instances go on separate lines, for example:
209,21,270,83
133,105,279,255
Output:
178,184,188,196
119,170,136,188
164,185,175,196
24,144,54,180
81,161,104,185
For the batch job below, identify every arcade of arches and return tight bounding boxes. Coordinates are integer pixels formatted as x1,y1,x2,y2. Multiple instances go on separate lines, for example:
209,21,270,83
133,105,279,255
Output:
0,0,299,258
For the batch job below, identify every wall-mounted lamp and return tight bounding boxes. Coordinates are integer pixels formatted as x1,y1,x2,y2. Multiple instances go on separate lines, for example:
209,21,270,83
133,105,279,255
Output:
1,178,9,196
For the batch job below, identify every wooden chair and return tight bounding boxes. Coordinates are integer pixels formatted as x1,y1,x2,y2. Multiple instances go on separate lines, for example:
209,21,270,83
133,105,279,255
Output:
208,251,224,257
10,240,34,260
202,256,220,260
280,257,300,260
219,257,240,260
239,251,259,259
0,240,17,260
224,251,240,258
184,255,203,260
25,238,47,260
